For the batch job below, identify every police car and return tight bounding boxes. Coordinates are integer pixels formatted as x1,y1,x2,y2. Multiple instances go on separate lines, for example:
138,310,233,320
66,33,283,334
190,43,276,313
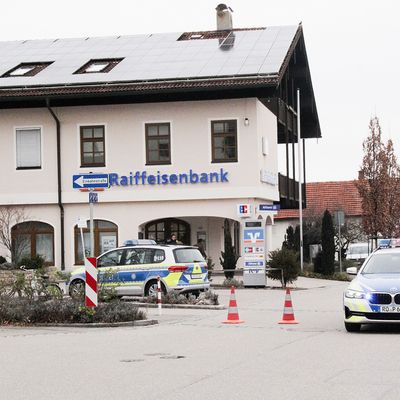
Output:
344,247,400,332
68,240,209,298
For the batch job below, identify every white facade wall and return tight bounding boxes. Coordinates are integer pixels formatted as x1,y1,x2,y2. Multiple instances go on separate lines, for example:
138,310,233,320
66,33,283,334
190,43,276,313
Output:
0,98,281,270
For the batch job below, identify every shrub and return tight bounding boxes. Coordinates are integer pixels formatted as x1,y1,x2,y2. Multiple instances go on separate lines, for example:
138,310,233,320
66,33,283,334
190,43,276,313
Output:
0,298,146,324
300,271,350,282
321,210,335,275
313,251,323,273
55,271,71,281
222,278,242,288
219,219,239,279
18,255,45,270
267,248,300,287
0,262,14,271
341,259,357,270
145,290,219,305
207,257,215,280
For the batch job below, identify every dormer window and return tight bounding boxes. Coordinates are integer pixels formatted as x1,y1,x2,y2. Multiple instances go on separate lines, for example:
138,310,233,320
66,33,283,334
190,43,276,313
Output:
189,34,204,39
74,58,123,74
1,62,53,78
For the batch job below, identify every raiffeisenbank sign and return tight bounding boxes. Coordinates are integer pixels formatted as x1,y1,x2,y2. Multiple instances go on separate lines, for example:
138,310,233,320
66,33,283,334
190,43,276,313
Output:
109,168,229,187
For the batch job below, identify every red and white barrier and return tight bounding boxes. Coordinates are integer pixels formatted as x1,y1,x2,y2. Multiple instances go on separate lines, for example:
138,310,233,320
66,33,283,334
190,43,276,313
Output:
157,276,162,315
85,257,98,307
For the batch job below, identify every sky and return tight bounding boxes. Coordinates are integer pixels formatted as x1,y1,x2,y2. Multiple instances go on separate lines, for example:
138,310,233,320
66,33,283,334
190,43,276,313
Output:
2,0,399,182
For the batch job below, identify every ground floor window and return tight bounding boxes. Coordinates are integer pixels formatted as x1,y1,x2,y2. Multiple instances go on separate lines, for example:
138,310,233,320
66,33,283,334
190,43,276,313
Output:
74,219,118,264
11,221,54,264
145,218,190,244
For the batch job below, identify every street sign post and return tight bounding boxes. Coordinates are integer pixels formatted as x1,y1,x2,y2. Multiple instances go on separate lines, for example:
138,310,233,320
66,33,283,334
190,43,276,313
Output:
77,217,87,260
73,174,109,189
242,220,266,287
73,174,108,257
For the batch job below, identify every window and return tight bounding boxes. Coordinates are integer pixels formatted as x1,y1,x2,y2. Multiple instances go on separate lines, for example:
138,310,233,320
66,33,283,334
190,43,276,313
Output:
174,248,204,263
74,58,123,74
2,62,53,78
145,123,171,165
16,128,41,169
97,249,124,268
74,220,118,264
145,218,190,244
12,221,54,264
211,120,237,163
124,248,166,265
80,126,105,167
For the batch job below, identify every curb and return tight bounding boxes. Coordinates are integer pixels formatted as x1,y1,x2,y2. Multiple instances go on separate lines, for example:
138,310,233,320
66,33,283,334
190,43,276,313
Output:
32,319,158,328
132,302,225,310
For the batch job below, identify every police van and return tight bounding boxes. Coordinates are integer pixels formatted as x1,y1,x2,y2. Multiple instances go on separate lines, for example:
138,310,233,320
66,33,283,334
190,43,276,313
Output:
68,241,209,298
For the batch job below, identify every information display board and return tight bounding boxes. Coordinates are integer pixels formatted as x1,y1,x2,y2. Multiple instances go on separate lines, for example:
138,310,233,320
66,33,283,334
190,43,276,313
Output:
242,220,266,287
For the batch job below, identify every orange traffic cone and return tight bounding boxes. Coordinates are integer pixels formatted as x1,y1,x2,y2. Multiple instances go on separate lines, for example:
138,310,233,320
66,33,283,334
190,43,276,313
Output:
278,288,299,324
222,286,244,324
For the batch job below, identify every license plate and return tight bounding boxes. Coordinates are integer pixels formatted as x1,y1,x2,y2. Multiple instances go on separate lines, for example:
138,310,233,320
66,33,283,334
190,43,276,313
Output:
191,274,203,280
380,306,400,312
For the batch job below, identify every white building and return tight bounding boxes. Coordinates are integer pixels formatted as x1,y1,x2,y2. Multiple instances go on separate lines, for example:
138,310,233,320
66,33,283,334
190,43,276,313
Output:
0,6,320,271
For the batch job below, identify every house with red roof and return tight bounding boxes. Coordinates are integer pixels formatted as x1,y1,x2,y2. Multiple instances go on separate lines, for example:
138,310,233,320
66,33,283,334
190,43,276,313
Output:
272,180,363,250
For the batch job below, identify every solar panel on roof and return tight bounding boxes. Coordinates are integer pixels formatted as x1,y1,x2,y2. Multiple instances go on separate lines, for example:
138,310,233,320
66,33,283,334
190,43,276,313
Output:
219,31,235,51
0,25,298,87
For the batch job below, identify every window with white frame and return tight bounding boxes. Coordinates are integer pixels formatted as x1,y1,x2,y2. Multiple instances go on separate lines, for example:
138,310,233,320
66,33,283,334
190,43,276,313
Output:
16,128,41,169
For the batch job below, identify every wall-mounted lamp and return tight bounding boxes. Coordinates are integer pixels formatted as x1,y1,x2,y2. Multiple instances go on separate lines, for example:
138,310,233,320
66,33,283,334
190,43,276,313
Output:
244,117,249,126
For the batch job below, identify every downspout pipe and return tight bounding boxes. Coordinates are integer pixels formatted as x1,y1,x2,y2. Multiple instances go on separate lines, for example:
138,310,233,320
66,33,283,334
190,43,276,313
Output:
46,100,65,271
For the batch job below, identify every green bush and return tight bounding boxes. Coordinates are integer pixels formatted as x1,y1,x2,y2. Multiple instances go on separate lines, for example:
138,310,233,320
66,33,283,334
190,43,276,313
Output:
18,255,45,270
341,259,357,270
300,271,350,282
207,257,215,280
321,210,335,275
313,251,323,273
219,219,239,279
144,290,219,305
0,298,146,324
222,278,242,288
0,262,14,271
267,248,300,286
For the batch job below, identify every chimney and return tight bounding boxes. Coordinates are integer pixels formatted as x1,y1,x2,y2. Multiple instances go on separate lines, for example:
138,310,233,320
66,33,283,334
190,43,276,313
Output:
216,4,233,30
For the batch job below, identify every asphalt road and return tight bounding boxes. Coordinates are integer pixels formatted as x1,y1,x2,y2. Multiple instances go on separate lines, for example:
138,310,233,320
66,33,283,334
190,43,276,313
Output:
1,277,400,400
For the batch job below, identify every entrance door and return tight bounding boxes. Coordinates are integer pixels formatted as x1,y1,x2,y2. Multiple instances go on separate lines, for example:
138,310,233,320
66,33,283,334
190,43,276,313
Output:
145,218,190,245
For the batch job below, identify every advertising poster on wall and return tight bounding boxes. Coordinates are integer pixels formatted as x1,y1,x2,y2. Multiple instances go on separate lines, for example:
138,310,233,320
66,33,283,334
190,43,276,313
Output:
101,235,117,253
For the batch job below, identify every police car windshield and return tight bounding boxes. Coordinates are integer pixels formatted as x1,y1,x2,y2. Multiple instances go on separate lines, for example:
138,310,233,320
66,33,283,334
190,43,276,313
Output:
362,253,400,274
174,248,204,263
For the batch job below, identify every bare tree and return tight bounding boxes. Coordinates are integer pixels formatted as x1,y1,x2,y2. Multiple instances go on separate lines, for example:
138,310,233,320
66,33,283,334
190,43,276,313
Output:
335,219,364,257
0,206,30,264
357,117,400,245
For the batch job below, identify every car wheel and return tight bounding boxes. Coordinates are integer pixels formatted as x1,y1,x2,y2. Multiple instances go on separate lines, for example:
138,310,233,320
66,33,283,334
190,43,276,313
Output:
69,280,85,300
145,280,166,297
345,322,361,332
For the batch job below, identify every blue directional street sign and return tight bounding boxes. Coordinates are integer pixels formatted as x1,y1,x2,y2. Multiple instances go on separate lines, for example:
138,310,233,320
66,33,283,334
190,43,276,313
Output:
258,204,280,212
73,174,109,189
89,192,98,204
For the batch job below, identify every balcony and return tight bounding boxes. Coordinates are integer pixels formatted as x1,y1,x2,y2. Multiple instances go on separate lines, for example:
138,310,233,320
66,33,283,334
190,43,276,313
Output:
278,173,305,209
